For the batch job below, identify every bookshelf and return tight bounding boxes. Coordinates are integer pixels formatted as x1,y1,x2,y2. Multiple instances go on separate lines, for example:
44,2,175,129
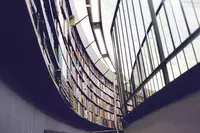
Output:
64,29,122,127
30,0,123,130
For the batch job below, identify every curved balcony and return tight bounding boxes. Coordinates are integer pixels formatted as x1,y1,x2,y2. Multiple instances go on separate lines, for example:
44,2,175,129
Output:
0,0,122,132
24,0,122,131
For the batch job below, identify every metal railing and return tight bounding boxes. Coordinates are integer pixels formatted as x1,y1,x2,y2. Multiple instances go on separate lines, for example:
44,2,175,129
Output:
29,0,72,106
111,0,200,115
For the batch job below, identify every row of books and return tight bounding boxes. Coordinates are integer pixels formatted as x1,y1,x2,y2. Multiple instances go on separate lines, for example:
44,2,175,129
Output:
72,48,121,101
56,30,123,124
71,36,123,112
69,36,120,98
73,98,121,128
71,64,115,104
72,79,115,113
72,77,123,116
69,48,119,105
67,55,123,114
71,31,115,91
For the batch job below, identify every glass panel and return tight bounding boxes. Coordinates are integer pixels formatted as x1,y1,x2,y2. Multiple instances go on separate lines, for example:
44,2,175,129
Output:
144,84,149,98
164,0,182,47
150,78,156,94
168,0,189,43
139,52,146,82
117,10,129,79
159,71,165,88
157,8,174,57
181,0,200,33
80,17,95,44
132,0,145,43
104,57,115,72
153,0,162,11
120,3,131,78
94,29,107,54
184,44,197,69
148,29,160,69
123,0,135,70
127,0,140,55
177,51,188,74
140,0,152,29
156,72,162,90
91,0,100,22
142,43,151,77
193,36,200,63
135,90,144,105
192,0,200,24
91,42,102,58
133,67,140,88
171,57,181,80
167,62,174,82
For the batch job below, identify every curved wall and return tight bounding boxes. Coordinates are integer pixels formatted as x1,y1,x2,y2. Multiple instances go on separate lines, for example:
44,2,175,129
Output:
25,0,122,130
0,0,87,132
0,75,85,133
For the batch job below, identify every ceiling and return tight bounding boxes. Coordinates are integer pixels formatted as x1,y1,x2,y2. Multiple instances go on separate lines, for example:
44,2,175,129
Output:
69,0,118,82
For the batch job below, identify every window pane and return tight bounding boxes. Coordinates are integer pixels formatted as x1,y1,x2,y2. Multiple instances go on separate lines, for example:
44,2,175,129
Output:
182,0,199,33
184,44,197,69
193,36,200,63
141,0,152,28
132,0,145,43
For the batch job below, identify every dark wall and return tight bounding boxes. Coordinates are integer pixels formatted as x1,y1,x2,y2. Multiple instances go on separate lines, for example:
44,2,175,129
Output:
124,63,200,133
124,91,200,133
0,77,85,133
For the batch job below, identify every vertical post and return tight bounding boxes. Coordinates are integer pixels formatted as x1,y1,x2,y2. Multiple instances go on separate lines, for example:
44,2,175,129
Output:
113,73,119,133
112,22,128,116
147,0,169,84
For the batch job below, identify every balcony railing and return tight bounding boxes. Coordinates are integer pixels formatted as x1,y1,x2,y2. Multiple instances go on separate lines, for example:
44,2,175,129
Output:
29,0,72,106
111,0,200,115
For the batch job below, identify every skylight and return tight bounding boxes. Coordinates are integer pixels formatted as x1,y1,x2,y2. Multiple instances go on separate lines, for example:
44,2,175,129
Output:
91,41,102,58
104,56,115,72
91,0,100,22
94,28,107,55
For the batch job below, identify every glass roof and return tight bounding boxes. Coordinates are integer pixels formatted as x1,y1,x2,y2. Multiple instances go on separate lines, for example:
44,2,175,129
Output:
101,0,118,63
72,0,117,75
91,0,100,22
71,0,200,84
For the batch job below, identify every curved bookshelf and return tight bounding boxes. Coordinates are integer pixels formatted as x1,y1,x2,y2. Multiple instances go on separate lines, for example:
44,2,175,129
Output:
69,33,120,103
28,0,123,130
71,28,120,98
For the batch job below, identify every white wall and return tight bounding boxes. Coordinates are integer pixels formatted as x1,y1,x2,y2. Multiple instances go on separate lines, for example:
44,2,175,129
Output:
125,91,200,133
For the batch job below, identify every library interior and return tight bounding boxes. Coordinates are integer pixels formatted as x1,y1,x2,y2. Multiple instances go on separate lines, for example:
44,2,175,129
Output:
0,0,200,133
